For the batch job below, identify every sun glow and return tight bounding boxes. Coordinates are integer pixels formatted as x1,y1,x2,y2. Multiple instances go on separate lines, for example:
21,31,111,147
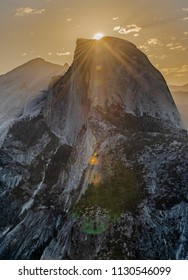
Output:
93,33,104,40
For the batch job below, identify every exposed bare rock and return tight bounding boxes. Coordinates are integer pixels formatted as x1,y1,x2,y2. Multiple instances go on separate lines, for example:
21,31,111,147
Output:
0,58,69,144
0,37,187,260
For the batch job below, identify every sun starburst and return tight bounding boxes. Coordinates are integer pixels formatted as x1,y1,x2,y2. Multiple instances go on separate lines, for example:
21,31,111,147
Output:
93,33,104,40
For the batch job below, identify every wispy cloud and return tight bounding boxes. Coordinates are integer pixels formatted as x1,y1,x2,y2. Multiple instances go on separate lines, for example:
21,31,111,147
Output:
113,24,141,34
178,7,188,21
56,52,71,56
15,7,45,17
161,67,177,75
66,18,72,22
149,54,167,59
147,38,163,46
139,45,149,52
113,26,121,31
139,38,162,53
148,38,158,45
162,65,188,75
166,42,186,51
177,65,188,73
113,17,119,20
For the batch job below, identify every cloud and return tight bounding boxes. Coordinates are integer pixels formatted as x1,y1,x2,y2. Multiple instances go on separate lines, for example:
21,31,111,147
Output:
172,46,186,50
182,8,188,11
139,45,149,52
66,18,72,22
15,7,45,17
149,54,167,59
21,53,27,56
139,38,162,53
182,17,188,20
174,74,184,78
148,38,158,45
161,67,178,75
177,65,188,73
113,26,121,31
113,17,119,20
147,38,163,46
56,52,71,56
48,52,52,55
161,65,188,75
166,42,186,51
184,31,188,35
113,24,141,34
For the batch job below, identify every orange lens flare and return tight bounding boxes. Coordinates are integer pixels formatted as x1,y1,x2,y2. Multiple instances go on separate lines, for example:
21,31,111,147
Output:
89,155,99,165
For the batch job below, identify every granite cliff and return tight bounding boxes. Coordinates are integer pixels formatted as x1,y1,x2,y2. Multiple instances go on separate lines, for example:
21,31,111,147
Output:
0,37,188,260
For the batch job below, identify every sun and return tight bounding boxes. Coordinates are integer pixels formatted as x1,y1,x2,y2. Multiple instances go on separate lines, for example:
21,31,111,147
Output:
93,33,104,40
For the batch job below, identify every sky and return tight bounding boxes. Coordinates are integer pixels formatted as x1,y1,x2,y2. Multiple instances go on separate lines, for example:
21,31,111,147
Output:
0,0,188,85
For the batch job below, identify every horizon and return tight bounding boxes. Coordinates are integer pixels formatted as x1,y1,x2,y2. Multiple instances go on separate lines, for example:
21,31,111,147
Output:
0,0,188,85
1,35,187,87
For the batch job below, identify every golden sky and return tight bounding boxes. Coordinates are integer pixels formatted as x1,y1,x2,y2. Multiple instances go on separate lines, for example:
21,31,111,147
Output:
1,0,188,85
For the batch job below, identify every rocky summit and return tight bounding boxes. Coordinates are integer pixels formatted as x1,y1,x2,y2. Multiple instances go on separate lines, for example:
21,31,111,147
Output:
0,37,188,260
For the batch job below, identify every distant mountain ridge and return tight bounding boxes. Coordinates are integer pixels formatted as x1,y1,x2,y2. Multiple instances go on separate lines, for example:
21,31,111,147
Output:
0,58,69,144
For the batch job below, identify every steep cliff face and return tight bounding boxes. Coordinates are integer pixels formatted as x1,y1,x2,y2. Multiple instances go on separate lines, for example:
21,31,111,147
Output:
44,37,183,144
0,37,188,260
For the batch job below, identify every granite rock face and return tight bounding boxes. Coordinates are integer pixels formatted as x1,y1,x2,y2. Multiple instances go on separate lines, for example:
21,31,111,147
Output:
44,37,183,143
0,58,68,145
0,37,188,260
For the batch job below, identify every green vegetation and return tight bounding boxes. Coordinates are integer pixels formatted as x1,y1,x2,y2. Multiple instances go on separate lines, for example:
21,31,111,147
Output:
81,215,107,235
71,165,145,234
75,170,140,216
